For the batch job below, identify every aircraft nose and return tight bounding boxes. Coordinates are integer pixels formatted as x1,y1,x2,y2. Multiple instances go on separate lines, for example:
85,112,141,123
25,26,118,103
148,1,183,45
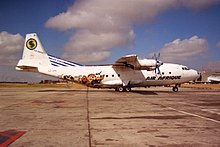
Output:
191,69,200,80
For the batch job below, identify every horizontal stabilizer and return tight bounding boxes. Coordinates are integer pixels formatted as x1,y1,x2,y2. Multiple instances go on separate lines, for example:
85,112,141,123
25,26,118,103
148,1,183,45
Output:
16,65,38,72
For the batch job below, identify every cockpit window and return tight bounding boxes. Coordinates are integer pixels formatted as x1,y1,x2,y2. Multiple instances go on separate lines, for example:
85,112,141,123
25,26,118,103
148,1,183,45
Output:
182,67,189,70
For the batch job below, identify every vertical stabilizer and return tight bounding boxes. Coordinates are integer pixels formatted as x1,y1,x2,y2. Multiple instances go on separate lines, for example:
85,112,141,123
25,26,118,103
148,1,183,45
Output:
16,33,51,71
22,33,48,60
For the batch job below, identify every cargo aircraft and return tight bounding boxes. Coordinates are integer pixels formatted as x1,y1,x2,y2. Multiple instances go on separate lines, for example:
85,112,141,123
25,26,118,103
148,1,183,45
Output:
16,33,199,92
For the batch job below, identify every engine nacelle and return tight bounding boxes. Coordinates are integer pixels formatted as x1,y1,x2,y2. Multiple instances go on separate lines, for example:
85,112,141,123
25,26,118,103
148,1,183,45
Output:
138,59,156,67
136,59,163,70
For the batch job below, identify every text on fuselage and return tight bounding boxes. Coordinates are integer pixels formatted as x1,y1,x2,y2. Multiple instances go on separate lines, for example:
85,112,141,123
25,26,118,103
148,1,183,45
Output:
146,75,181,81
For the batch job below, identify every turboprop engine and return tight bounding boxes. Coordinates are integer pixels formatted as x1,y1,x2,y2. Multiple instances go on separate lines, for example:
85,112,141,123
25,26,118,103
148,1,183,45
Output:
136,58,163,71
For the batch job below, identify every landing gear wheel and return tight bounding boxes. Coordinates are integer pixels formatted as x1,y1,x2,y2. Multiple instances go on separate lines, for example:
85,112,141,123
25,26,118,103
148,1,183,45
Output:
172,86,178,92
124,87,131,92
118,87,124,92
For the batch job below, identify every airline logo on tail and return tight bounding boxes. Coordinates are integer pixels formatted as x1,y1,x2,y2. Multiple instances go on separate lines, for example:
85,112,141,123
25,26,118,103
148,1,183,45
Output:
26,38,37,50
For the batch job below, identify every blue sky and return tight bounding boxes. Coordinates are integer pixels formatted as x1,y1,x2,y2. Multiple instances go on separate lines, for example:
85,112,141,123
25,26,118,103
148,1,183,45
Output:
0,0,220,82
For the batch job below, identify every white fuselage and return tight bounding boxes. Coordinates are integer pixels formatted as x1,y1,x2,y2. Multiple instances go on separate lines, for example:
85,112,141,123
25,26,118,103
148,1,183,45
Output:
38,63,199,88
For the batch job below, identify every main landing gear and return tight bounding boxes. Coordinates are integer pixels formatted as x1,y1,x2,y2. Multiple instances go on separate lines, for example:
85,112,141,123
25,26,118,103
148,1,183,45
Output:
115,85,180,92
172,84,180,92
115,86,131,92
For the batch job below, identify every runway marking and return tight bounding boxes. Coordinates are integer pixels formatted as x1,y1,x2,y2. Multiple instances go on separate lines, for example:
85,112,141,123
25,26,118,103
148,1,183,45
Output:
0,130,26,146
202,109,220,115
167,107,220,124
178,102,202,108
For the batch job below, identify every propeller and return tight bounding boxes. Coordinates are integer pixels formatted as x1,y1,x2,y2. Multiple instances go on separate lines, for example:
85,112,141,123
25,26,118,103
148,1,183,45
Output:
153,53,163,74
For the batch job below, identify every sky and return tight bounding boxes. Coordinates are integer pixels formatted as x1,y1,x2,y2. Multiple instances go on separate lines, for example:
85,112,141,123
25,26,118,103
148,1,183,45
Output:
0,0,220,82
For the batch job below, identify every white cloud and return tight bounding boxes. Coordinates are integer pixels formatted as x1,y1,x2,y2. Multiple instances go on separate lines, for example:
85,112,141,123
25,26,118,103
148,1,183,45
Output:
45,0,220,63
0,31,24,66
61,30,135,63
46,0,178,63
149,36,209,63
46,0,178,31
216,41,220,48
62,50,111,63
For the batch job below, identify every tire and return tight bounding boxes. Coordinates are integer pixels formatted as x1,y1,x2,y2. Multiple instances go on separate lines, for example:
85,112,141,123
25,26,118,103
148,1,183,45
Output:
118,87,124,92
124,87,131,92
172,87,178,92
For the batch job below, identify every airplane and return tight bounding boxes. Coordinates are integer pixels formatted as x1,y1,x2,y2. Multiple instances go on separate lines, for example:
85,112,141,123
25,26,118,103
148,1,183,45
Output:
207,74,220,83
16,33,200,92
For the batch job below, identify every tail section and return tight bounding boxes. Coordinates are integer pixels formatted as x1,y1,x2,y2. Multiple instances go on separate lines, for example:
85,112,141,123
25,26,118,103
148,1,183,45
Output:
22,33,49,61
16,33,82,73
48,55,82,67
16,33,51,72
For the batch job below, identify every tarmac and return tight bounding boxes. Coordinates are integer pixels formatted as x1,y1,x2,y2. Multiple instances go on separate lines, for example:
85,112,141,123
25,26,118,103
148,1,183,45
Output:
0,86,220,147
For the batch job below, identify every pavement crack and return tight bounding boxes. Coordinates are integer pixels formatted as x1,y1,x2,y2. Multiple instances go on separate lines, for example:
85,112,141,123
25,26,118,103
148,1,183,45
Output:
86,86,92,147
91,115,189,120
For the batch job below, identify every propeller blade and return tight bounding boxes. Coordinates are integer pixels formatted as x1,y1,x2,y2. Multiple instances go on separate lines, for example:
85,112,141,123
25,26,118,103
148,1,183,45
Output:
154,67,161,74
157,53,160,60
153,52,162,74
157,67,161,74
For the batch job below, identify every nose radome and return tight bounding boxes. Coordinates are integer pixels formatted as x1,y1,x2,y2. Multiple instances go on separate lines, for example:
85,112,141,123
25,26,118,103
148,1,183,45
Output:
191,69,200,79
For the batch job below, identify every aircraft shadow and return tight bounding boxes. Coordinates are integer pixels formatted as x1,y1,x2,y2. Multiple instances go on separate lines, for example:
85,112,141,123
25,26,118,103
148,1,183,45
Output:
131,90,158,95
37,89,114,93
37,89,174,95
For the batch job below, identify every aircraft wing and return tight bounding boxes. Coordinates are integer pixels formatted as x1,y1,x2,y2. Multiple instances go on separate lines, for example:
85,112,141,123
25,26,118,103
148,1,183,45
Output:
113,54,155,70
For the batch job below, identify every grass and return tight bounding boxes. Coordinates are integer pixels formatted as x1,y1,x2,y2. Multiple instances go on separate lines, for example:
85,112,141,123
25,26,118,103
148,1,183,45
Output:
0,83,88,89
182,83,220,90
1,83,219,90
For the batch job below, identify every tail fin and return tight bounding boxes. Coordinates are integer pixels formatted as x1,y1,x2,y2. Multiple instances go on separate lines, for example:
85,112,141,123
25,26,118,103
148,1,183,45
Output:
16,33,51,72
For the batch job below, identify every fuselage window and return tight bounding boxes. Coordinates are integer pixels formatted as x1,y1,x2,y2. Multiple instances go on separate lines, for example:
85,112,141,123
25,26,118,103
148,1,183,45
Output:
162,72,164,75
118,74,120,77
106,75,108,77
112,74,114,77
169,72,171,74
